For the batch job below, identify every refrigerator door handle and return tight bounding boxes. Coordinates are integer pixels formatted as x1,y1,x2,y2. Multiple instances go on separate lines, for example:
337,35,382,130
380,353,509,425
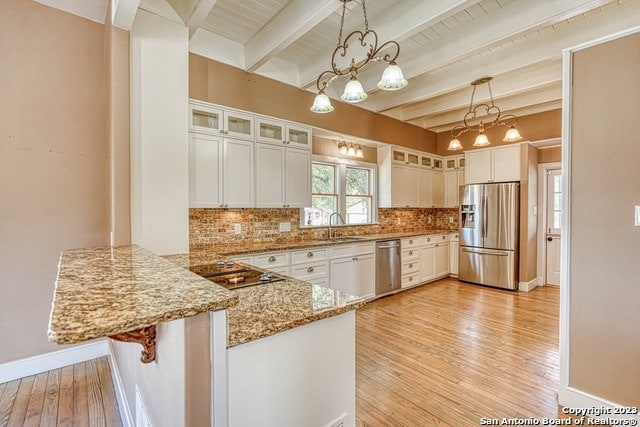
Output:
482,194,488,240
462,248,510,256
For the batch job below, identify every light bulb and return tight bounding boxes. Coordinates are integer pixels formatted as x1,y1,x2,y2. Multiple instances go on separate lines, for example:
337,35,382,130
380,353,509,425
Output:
347,144,356,156
447,138,463,151
310,90,334,113
341,78,367,103
355,145,364,158
377,62,408,91
338,143,348,155
474,133,490,147
503,126,523,142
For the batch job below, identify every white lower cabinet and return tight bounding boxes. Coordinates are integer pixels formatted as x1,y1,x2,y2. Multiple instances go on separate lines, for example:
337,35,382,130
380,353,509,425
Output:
329,244,375,299
419,243,436,283
434,242,450,277
450,234,459,277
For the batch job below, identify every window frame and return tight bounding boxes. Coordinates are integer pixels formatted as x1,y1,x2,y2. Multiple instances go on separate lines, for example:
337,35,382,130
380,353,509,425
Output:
302,155,377,227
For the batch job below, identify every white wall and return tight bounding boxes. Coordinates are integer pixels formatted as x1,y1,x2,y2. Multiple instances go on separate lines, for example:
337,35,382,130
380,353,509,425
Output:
112,8,190,427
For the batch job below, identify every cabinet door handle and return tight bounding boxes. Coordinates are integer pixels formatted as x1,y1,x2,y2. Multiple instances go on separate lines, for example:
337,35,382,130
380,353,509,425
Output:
409,277,413,282
352,257,358,261
427,237,431,242
219,130,225,134
409,240,413,244
268,256,276,263
219,204,224,207
409,263,413,268
307,267,314,273
408,250,413,255
307,252,314,258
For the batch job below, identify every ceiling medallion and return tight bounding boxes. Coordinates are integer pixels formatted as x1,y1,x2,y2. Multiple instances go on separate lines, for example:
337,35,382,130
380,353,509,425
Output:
310,0,407,114
448,76,523,151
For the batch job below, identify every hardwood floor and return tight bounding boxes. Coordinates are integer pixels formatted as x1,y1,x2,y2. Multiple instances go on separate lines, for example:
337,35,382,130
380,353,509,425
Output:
0,357,121,427
355,278,571,427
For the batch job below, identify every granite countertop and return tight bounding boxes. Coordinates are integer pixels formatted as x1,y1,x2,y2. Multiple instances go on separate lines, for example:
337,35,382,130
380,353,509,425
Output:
166,253,365,347
48,245,238,344
185,229,456,259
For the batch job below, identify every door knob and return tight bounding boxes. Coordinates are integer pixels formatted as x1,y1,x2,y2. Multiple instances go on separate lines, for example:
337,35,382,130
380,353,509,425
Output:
547,236,553,242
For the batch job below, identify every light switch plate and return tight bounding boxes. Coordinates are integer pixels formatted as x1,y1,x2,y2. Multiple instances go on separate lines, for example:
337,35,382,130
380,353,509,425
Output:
279,222,291,232
234,224,241,234
635,206,640,227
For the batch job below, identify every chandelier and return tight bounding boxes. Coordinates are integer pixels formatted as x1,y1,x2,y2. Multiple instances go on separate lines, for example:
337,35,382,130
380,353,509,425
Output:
309,0,408,114
447,77,522,151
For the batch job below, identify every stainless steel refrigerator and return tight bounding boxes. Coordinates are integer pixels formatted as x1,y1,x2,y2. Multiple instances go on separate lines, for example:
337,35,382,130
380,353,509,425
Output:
459,182,519,290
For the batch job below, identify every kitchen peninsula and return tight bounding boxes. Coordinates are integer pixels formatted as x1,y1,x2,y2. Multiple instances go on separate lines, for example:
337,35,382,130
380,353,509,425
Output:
48,244,365,426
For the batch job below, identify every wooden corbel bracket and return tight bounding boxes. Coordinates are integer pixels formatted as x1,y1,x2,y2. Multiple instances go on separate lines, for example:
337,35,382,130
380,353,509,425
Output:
109,325,156,363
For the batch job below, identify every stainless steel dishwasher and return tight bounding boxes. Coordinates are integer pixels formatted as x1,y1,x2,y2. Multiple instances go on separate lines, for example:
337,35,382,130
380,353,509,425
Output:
375,239,401,296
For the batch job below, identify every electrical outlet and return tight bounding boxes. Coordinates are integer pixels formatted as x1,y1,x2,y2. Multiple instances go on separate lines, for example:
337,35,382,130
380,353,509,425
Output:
428,215,432,224
397,217,401,225
449,215,454,224
279,222,291,232
234,224,241,235
635,206,640,227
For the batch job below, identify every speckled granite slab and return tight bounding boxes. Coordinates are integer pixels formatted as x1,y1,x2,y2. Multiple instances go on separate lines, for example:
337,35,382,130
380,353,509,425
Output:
48,245,238,344
179,229,455,261
226,278,365,347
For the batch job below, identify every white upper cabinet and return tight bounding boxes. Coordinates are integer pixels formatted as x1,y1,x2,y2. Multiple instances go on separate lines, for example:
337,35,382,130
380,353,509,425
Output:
255,143,311,208
465,144,521,184
256,117,312,150
190,102,254,140
443,155,466,207
189,134,254,208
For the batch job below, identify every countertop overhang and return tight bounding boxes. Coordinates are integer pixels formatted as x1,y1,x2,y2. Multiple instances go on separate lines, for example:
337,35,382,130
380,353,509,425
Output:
47,245,238,345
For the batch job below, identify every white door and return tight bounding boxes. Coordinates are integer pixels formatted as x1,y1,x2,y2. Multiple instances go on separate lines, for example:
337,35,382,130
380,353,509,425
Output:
354,253,376,299
255,143,286,208
330,257,356,295
224,138,255,207
419,169,432,208
465,150,492,184
430,171,444,207
391,165,407,207
545,170,562,285
444,170,458,208
285,148,311,208
405,167,420,207
434,242,450,277
419,244,435,283
189,133,223,208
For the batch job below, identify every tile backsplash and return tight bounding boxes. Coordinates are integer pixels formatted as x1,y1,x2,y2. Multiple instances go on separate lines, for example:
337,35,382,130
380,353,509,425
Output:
190,208,459,245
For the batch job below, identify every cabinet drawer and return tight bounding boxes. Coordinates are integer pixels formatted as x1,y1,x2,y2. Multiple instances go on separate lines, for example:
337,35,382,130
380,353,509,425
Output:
432,234,450,243
402,260,419,274
291,248,327,265
253,251,290,268
401,237,421,249
329,244,354,259
451,233,459,242
401,273,419,289
402,248,419,261
270,266,291,276
422,235,437,245
355,243,375,255
291,261,328,280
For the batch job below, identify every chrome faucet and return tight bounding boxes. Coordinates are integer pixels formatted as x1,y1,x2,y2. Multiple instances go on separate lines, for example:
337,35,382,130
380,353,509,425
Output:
328,212,345,239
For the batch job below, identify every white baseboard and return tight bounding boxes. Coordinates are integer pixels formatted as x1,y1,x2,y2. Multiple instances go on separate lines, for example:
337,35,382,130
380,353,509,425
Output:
518,277,539,292
559,386,640,423
0,340,109,383
107,340,134,427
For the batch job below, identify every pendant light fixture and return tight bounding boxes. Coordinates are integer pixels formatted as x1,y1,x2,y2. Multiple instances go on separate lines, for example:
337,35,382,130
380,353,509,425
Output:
310,0,407,113
447,77,523,150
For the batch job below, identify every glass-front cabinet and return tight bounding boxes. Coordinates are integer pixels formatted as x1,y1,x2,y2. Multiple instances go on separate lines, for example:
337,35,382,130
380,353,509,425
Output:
444,155,465,170
392,148,420,166
256,118,311,149
189,103,254,140
420,154,443,170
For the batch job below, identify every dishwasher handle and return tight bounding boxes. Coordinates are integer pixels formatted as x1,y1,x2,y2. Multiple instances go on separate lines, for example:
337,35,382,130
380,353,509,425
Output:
377,243,399,249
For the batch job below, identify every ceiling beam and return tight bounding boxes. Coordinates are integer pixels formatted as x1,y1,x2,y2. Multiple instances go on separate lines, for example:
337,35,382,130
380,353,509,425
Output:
404,83,562,130
356,0,613,94
392,61,562,122
364,0,640,113
298,0,482,88
244,0,341,73
186,0,218,39
112,0,139,30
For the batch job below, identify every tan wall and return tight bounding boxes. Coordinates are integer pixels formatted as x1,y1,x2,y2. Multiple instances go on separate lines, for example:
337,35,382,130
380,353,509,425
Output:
312,137,377,163
0,0,109,364
569,31,640,405
435,109,562,155
538,146,562,164
189,54,437,152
